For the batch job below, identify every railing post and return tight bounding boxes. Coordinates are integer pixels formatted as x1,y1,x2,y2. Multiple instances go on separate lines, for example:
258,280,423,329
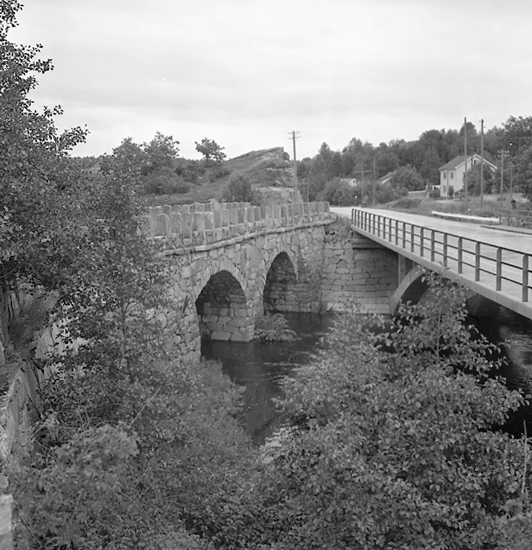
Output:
475,242,481,281
524,255,529,302
430,230,435,262
496,248,502,291
395,220,399,246
443,233,448,267
458,237,463,274
402,222,406,249
419,227,424,257
410,225,415,253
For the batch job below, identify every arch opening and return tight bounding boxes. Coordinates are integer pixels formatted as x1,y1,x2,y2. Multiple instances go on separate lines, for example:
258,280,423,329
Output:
263,252,298,314
195,270,252,341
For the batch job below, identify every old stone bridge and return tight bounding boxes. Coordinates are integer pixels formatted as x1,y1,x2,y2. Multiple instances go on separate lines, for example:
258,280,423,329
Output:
141,201,399,361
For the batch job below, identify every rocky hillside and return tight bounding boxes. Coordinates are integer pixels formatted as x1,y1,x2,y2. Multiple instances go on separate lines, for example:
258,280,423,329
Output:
144,147,298,206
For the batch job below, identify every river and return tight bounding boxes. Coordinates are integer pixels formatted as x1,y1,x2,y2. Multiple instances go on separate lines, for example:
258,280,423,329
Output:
201,313,335,443
202,308,532,443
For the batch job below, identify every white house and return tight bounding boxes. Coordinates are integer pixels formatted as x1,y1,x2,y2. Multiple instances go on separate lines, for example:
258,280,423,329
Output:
439,154,497,198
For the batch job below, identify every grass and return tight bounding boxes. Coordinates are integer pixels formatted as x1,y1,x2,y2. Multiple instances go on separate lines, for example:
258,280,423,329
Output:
385,192,529,219
140,147,293,208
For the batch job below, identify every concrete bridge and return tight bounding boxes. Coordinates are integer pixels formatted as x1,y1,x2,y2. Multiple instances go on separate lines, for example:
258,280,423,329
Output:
140,201,399,360
340,207,532,321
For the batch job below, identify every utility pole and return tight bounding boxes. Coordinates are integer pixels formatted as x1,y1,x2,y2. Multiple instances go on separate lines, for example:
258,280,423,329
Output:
480,119,484,208
499,149,508,209
463,117,468,209
289,131,300,194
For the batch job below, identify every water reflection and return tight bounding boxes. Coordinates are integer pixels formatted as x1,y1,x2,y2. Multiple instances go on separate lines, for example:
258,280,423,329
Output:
202,308,532,442
477,309,532,435
201,313,335,443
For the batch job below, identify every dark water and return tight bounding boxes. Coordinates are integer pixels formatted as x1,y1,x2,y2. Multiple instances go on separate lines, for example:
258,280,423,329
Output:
201,309,532,443
476,309,532,435
201,313,336,443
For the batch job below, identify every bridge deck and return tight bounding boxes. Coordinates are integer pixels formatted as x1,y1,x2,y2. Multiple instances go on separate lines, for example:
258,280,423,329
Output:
331,207,532,320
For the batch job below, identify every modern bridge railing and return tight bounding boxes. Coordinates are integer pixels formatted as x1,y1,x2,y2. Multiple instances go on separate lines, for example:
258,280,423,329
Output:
140,201,332,247
352,208,532,303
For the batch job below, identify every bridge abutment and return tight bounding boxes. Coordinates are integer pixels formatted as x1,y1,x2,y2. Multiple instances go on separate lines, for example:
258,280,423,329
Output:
321,225,398,314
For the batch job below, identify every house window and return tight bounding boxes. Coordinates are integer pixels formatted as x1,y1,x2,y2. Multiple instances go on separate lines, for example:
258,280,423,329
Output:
450,172,454,180
443,172,447,179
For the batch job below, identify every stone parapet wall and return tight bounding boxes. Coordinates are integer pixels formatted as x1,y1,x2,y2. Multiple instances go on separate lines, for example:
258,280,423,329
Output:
321,227,398,314
140,201,331,246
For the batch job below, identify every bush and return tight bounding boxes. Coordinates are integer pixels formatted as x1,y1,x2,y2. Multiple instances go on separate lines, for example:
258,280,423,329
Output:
251,273,531,549
222,175,262,205
208,164,231,183
319,179,359,206
143,167,190,195
254,313,297,342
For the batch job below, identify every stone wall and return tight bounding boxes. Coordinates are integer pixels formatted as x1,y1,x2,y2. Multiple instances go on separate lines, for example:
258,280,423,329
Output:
321,224,398,314
165,223,329,362
141,201,331,245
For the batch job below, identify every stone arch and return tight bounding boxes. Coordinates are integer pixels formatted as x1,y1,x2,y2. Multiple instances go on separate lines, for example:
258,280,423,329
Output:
195,269,253,341
263,251,299,313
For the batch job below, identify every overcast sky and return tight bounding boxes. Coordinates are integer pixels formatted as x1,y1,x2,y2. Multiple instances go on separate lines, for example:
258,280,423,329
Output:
11,0,532,160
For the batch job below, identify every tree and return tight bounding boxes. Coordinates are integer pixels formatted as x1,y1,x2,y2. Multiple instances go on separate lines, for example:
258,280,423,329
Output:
504,116,532,156
2,5,255,547
465,162,496,195
253,273,530,549
142,131,180,174
390,164,424,191
195,137,227,164
1,0,88,300
513,144,532,199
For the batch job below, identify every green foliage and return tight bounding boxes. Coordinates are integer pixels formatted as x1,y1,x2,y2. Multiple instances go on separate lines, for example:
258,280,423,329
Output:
3,5,256,547
195,137,227,164
318,178,359,206
390,164,425,191
143,166,191,195
142,131,180,174
358,180,408,205
249,273,531,549
514,145,532,200
208,163,231,182
254,314,297,342
465,162,496,195
222,174,262,204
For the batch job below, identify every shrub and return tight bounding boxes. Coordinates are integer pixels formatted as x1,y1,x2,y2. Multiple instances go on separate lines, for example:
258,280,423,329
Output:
143,168,190,194
222,175,262,205
252,273,531,549
319,179,359,206
208,164,231,183
254,313,297,342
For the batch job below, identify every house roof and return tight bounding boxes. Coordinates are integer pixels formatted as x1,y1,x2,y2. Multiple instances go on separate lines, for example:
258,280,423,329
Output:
439,154,497,171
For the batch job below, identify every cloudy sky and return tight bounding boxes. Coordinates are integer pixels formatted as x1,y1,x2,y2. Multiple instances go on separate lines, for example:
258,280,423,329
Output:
11,0,532,160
